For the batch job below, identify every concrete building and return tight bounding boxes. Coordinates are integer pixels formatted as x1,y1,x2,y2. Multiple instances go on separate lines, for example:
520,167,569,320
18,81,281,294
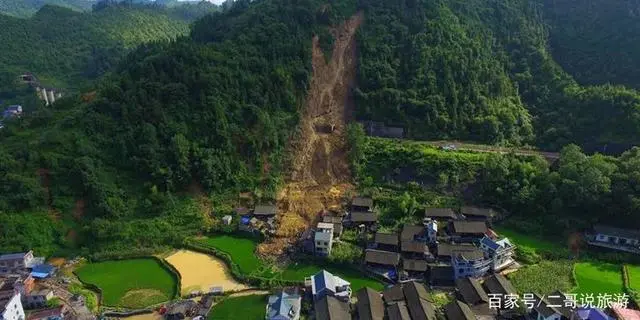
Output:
479,236,516,271
0,294,25,320
315,223,335,256
0,252,36,274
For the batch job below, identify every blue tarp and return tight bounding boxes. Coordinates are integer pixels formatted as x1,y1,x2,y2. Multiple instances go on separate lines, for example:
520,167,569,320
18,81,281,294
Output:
30,272,49,279
240,216,251,225
30,264,55,278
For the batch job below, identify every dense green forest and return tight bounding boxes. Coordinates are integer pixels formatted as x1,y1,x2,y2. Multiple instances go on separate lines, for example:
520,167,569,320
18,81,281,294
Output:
0,0,350,256
349,126,640,237
0,0,92,17
542,0,640,89
355,0,640,152
3,0,640,255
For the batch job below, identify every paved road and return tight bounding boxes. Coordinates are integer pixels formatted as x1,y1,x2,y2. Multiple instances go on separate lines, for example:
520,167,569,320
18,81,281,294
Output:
421,140,560,162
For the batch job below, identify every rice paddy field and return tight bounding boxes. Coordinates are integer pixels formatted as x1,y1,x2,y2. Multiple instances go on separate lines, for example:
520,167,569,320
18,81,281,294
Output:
75,258,178,308
208,294,267,320
572,262,624,294
196,235,265,275
165,250,247,294
627,265,640,290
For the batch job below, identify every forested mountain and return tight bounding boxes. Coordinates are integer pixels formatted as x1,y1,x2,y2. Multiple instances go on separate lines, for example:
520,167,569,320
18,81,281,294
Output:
0,0,93,17
542,0,640,89
0,1,217,109
2,0,640,255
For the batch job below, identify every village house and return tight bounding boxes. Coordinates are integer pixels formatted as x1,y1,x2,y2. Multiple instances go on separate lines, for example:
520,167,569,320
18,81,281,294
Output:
26,306,65,320
436,243,478,262
253,204,277,218
364,250,400,280
611,307,640,320
307,270,351,302
479,236,516,271
452,249,491,280
460,206,495,221
449,221,488,241
30,264,55,280
382,282,436,320
266,289,302,320
314,295,350,320
0,293,24,320
425,219,438,244
315,223,335,256
402,281,437,320
0,252,38,274
354,287,384,320
401,225,427,243
424,208,457,221
531,291,571,320
572,307,615,320
2,106,22,119
346,211,378,230
352,197,374,212
0,276,34,299
23,290,53,309
455,277,495,317
588,225,640,254
401,259,428,280
221,215,232,225
372,232,399,252
428,265,454,287
400,241,430,260
482,274,516,309
322,215,343,238
444,300,475,320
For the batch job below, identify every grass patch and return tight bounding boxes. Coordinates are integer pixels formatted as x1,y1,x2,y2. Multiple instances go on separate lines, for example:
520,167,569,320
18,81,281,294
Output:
628,265,640,290
195,235,264,275
573,262,624,294
508,260,574,295
494,226,562,253
75,258,177,308
208,294,267,320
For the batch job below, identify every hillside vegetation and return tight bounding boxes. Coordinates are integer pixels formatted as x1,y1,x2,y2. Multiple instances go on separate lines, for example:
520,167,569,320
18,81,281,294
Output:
356,0,640,152
0,0,92,17
2,0,640,255
0,3,218,92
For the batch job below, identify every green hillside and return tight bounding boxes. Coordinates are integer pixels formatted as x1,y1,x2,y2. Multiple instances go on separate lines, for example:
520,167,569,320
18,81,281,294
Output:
0,0,93,17
2,0,640,255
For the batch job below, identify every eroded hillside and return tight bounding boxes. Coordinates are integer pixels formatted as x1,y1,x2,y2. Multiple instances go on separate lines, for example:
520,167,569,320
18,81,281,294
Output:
257,12,363,256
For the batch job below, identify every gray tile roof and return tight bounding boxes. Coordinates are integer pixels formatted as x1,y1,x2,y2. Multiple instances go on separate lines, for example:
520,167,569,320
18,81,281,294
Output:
254,204,277,216
365,250,400,266
403,281,436,320
383,284,405,304
386,301,411,320
375,232,399,246
483,274,516,296
401,225,425,241
455,277,489,305
350,211,377,223
425,208,456,219
461,206,495,218
356,287,384,320
452,221,487,234
315,296,351,320
444,300,476,320
352,197,373,208
401,241,427,254
402,259,428,272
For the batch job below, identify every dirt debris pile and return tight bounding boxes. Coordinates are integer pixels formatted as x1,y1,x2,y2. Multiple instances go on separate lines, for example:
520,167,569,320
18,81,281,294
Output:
257,12,363,256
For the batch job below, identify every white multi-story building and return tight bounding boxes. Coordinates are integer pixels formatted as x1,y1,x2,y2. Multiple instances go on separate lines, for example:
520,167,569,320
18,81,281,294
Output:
315,223,334,256
479,236,516,271
0,294,25,320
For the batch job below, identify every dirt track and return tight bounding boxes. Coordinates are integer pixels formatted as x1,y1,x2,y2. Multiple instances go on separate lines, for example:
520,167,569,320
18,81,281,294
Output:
257,12,363,256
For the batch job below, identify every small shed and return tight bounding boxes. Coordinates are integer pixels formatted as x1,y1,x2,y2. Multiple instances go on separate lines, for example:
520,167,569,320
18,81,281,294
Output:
222,215,233,225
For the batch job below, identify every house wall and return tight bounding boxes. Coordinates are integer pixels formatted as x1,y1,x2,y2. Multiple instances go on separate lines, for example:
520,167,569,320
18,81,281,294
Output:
596,234,639,245
0,294,25,320
453,258,491,279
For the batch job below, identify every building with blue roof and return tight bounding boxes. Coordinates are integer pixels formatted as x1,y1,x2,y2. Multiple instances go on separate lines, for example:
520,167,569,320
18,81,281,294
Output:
30,264,56,279
479,236,516,271
266,290,301,320
574,307,614,320
306,270,351,302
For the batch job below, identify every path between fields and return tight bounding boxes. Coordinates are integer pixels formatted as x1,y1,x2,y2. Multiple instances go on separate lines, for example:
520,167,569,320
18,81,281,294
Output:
257,12,363,256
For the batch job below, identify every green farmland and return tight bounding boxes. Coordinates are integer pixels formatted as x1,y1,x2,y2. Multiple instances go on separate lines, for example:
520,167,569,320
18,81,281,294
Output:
195,235,385,291
75,258,178,308
627,265,640,290
509,260,574,295
208,294,267,320
573,262,624,294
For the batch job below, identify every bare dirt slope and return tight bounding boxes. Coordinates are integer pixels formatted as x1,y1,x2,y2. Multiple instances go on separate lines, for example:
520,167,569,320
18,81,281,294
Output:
257,12,363,256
